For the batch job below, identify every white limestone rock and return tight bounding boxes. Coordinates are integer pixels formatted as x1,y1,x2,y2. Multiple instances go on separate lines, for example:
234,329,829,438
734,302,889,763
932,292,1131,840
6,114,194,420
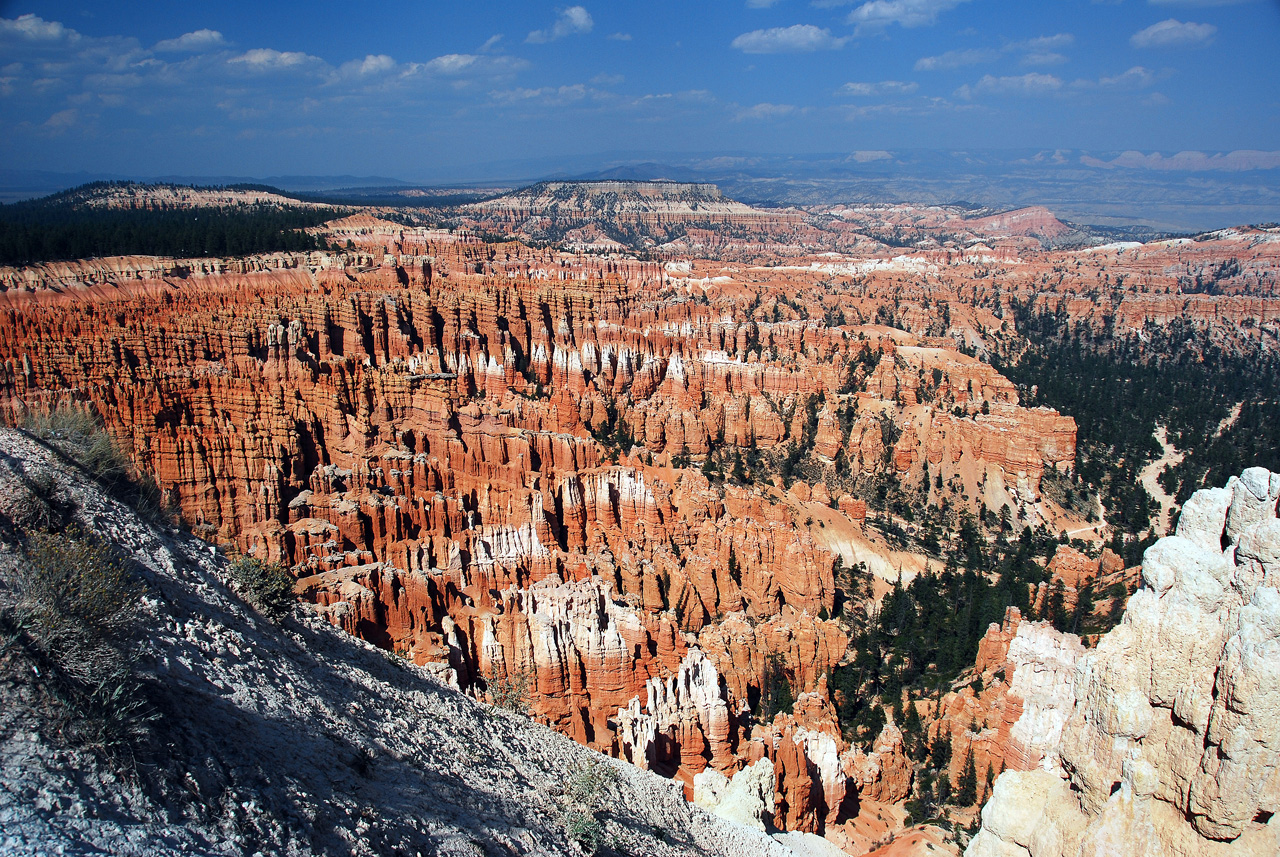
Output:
967,473,1280,857
1005,622,1084,773
694,757,776,831
1175,486,1233,552
1226,468,1280,545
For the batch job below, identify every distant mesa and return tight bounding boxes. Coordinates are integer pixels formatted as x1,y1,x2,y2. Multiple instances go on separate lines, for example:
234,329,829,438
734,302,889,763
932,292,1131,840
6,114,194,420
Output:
459,179,804,247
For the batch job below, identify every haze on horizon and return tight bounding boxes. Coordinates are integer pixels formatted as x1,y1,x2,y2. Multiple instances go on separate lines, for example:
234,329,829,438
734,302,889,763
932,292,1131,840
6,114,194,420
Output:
1,0,1278,185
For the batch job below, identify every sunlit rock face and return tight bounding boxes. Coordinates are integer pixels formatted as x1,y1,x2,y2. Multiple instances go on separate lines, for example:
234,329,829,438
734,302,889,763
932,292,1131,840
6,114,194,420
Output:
928,607,1086,797
967,468,1280,857
0,223,1108,837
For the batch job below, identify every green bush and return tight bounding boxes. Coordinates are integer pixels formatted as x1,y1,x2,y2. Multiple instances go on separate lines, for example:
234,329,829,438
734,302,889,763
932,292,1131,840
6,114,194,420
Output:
3,528,152,751
563,809,604,854
3,470,65,532
487,662,535,715
227,556,296,620
22,406,171,524
559,758,618,854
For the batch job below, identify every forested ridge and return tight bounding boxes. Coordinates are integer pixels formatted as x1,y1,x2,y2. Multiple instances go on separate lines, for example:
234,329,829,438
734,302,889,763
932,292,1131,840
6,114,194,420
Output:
0,183,341,264
821,299,1276,824
1000,302,1280,527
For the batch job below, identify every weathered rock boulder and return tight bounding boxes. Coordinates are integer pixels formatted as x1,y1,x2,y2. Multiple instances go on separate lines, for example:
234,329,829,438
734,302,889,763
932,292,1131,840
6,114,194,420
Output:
967,469,1280,857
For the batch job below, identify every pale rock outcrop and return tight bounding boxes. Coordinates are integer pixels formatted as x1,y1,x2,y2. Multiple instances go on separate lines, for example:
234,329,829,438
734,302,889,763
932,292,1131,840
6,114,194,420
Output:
1005,622,1085,774
967,469,1280,857
694,757,777,830
929,609,1083,785
770,831,851,857
617,647,736,775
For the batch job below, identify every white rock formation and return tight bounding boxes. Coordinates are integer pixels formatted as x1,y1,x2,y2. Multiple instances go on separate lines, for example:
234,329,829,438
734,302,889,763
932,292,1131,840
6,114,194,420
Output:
694,757,776,830
967,468,1280,857
1005,622,1085,773
616,647,733,771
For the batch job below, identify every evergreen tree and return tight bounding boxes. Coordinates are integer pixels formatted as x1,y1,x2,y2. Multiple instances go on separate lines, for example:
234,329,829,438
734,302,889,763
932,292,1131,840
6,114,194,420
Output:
1048,579,1068,632
701,453,717,480
903,700,923,737
936,771,952,805
1072,579,1096,634
0,184,337,264
957,751,978,806
760,653,795,721
930,732,952,771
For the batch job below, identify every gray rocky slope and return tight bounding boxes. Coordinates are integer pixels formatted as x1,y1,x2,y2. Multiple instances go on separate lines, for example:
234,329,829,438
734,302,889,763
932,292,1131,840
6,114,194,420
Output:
0,428,797,857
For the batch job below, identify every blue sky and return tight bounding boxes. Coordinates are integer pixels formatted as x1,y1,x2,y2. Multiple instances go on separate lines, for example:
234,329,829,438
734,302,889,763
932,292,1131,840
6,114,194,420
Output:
1,0,1278,181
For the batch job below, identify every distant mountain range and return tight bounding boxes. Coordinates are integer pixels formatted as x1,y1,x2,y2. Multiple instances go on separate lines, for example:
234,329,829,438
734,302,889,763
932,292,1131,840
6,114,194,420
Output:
5,148,1279,232
0,170,412,205
556,150,1280,232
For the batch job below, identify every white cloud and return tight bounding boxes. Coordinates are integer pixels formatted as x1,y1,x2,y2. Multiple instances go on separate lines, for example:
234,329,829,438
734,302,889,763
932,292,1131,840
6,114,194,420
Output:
918,34,1074,70
846,0,971,30
489,84,592,106
838,80,919,96
1099,65,1158,88
1022,52,1068,66
42,107,77,130
0,13,78,42
1016,33,1074,51
731,24,848,53
154,29,225,53
591,72,624,85
422,54,479,75
527,6,594,44
914,48,997,70
747,0,784,6
736,102,796,120
962,72,1063,98
229,48,321,71
1130,19,1216,48
608,32,632,41
338,54,396,77
416,54,528,76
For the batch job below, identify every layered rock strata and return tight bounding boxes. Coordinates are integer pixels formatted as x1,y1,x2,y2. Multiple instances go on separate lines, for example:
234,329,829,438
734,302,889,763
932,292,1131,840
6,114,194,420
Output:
0,236,1080,836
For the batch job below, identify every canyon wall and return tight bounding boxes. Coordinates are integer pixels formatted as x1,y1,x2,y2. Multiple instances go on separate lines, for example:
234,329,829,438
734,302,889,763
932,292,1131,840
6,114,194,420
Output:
0,241,960,835
0,227,1099,839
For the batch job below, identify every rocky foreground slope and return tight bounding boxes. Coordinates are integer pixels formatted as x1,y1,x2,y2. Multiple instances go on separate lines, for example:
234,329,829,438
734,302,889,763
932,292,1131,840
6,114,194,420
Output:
0,428,813,857
966,468,1280,856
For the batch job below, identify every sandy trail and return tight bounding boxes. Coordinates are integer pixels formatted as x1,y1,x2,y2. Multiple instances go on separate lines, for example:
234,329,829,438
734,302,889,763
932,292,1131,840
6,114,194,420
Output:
1140,425,1184,536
